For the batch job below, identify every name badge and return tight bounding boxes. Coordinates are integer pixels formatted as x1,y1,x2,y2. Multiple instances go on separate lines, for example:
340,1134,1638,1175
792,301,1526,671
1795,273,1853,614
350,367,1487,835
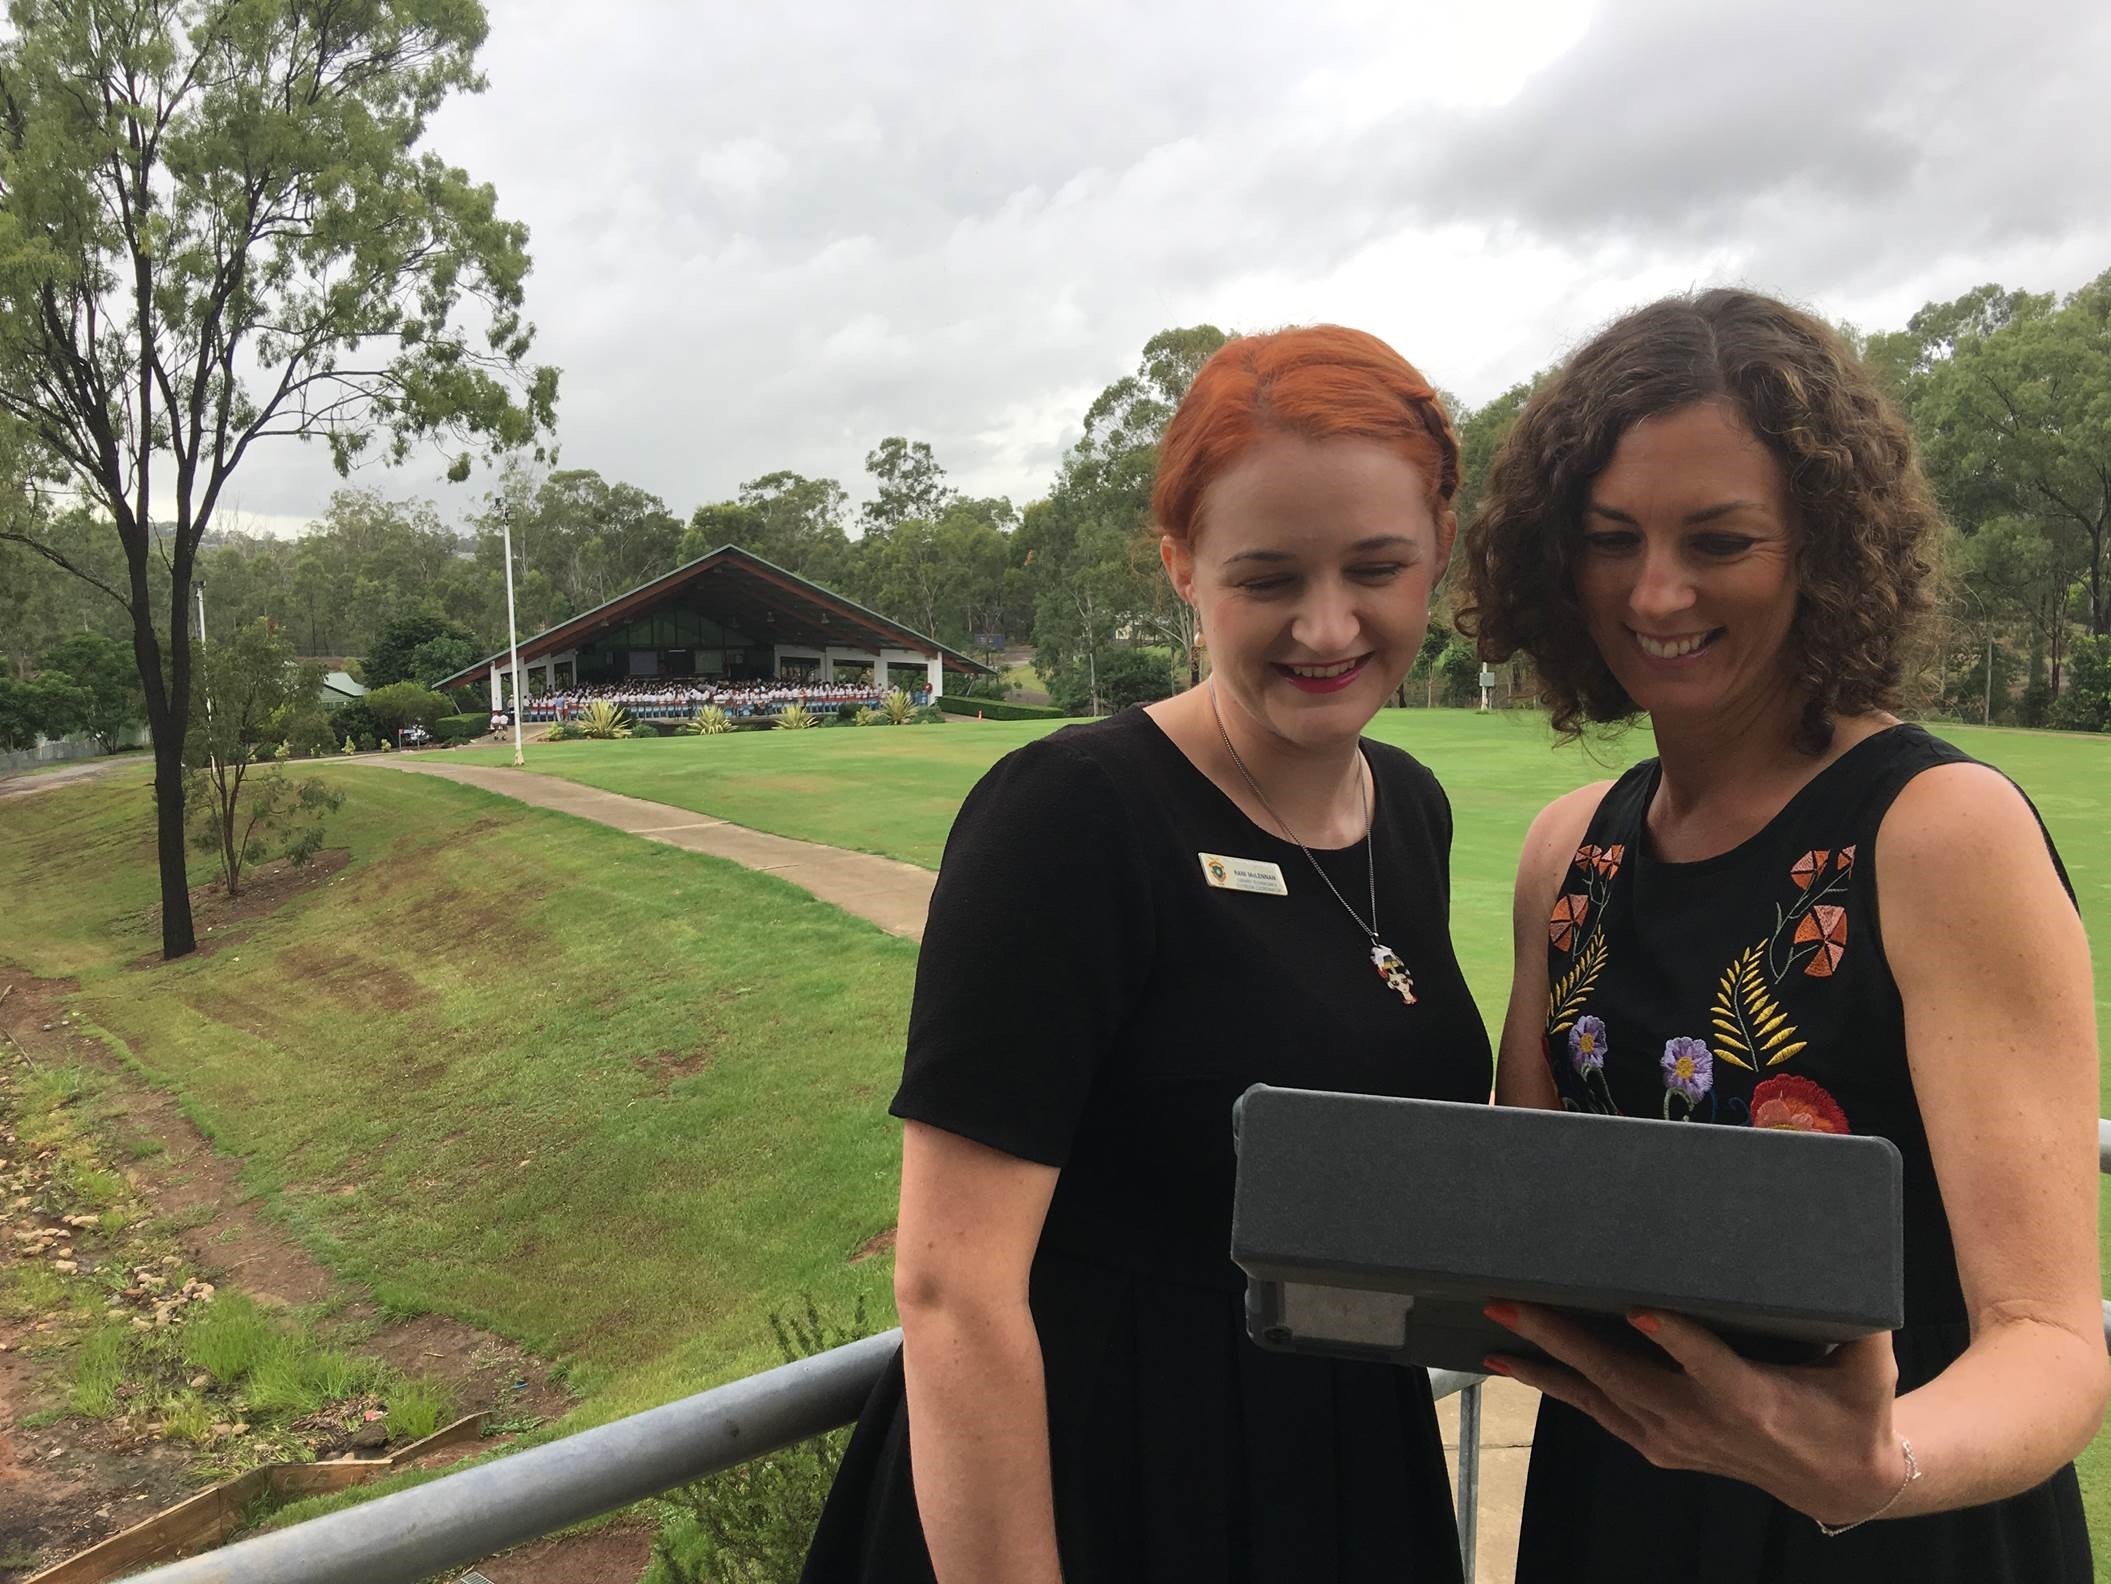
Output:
1198,852,1289,896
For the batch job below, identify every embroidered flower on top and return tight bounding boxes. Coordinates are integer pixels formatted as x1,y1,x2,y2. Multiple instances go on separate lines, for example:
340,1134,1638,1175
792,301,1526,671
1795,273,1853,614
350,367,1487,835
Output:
1661,1037,1714,1102
1793,903,1848,978
1749,1073,1850,1134
1548,892,1589,951
1568,1015,1609,1073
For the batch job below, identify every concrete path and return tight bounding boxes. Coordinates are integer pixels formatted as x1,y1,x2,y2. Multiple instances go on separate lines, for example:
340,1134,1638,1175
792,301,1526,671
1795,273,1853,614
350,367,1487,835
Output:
0,752,147,800
361,751,1539,1576
363,757,937,940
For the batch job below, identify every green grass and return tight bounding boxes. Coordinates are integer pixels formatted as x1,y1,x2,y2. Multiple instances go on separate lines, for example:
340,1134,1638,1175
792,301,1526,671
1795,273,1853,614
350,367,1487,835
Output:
0,761,912,1422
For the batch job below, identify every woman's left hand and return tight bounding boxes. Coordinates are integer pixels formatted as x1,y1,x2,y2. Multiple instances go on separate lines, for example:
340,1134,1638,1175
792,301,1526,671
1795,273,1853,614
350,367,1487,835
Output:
1485,1302,1908,1527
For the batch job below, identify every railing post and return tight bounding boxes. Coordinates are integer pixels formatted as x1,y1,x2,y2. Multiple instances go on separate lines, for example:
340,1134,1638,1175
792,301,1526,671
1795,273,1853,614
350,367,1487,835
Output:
1457,1379,1483,1582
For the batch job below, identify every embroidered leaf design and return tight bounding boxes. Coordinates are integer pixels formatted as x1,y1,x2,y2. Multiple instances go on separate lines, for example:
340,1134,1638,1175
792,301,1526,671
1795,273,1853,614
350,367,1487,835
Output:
1546,930,1607,1035
1709,941,1805,1070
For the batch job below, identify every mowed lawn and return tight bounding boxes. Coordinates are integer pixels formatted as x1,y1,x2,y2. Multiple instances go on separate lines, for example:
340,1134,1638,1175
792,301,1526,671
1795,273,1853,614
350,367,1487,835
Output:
0,765,914,1424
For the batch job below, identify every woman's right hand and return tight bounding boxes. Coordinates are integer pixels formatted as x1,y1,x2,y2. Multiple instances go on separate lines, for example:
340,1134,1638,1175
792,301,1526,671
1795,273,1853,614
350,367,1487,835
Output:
895,1121,1067,1584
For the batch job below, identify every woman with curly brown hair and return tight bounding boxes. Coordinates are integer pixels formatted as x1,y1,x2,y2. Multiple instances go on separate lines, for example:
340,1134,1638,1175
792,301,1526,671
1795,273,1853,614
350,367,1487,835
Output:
1460,288,2102,1583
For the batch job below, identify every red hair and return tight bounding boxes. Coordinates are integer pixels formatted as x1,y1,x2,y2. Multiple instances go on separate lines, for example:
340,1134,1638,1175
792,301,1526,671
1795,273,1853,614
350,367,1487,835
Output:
1151,325,1459,546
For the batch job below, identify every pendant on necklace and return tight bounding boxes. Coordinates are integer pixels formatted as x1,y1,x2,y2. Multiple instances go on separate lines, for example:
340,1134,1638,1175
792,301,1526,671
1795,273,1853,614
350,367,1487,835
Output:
1370,942,1417,1006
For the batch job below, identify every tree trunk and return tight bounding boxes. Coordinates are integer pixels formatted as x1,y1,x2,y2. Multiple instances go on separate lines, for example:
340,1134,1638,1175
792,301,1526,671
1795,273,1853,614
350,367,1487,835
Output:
141,681,197,959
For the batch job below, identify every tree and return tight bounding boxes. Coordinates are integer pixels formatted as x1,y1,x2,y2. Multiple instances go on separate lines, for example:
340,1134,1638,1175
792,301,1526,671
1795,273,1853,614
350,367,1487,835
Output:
362,680,449,737
0,0,556,959
1910,273,2111,643
365,616,481,692
37,631,140,749
860,438,956,538
0,655,87,749
1029,326,1231,693
183,619,339,897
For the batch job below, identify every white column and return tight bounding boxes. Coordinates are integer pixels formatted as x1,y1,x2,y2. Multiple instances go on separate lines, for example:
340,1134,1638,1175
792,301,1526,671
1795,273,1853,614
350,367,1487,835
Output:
926,655,944,698
489,663,502,710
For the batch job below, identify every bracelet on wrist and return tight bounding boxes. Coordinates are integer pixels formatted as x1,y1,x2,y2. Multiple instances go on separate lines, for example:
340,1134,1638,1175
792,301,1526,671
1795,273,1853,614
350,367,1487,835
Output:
1814,1438,1920,1537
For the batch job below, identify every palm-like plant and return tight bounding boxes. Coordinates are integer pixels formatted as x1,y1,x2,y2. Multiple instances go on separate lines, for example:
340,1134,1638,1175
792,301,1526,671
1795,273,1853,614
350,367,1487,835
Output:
776,701,819,730
881,688,914,725
851,706,881,726
579,700,633,739
686,705,732,735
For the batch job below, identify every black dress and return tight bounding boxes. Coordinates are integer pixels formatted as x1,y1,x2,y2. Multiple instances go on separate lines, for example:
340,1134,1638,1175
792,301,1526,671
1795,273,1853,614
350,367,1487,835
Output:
803,706,1492,1583
1516,724,2092,1584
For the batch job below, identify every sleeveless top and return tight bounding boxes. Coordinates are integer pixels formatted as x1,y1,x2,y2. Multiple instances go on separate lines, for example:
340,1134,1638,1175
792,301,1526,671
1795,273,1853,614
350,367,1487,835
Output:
1514,723,2091,1583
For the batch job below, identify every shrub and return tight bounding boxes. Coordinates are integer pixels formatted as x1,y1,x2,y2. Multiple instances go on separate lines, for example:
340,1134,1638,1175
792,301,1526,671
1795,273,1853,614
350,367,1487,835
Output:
881,689,914,725
775,702,818,730
328,698,382,749
646,1297,872,1584
2049,635,2111,732
546,721,583,741
363,681,451,737
936,694,1065,721
579,700,633,739
686,706,732,735
433,714,488,744
631,720,663,738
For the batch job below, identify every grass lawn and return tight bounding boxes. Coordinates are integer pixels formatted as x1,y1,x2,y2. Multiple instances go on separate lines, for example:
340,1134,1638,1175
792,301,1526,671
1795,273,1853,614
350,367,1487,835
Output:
0,764,912,1425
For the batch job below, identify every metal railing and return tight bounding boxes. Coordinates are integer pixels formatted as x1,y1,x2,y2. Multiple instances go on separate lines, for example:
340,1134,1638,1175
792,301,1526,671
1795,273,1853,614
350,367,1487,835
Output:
121,1122,2111,1582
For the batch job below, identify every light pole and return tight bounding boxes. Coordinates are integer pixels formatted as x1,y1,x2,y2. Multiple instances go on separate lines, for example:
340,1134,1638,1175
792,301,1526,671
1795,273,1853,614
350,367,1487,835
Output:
501,508,526,767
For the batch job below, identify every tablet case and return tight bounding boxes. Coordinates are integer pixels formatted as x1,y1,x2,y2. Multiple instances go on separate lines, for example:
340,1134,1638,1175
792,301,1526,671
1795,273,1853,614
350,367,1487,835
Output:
1230,1085,1903,1374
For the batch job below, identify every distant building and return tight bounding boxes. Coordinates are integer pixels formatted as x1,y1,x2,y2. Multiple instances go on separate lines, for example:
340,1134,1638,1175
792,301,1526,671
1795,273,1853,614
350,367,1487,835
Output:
320,670,367,706
433,544,990,706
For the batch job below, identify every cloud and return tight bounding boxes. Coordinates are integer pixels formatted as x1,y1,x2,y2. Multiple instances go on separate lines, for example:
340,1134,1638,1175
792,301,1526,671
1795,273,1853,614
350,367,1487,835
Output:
193,0,2109,536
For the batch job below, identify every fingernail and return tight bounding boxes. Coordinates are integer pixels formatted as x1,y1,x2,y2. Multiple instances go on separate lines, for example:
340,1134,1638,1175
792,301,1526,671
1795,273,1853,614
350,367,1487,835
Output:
1483,1302,1519,1327
1628,1311,1660,1336
1482,1355,1513,1377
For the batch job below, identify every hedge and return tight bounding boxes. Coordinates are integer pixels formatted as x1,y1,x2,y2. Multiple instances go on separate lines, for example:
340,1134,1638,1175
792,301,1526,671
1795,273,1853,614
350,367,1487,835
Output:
937,694,1067,721
433,714,489,743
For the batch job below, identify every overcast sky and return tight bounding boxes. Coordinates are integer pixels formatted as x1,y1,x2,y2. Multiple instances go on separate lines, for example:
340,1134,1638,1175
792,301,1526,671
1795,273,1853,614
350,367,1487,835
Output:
216,0,2111,538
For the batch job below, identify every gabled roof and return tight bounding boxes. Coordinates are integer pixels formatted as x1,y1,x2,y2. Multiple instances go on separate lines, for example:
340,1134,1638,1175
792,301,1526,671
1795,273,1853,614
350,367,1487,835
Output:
433,544,992,689
320,671,367,700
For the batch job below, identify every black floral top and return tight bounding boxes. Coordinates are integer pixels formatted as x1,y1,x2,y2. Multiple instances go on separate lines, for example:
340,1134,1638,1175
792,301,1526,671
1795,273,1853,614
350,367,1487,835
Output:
1516,724,2092,1584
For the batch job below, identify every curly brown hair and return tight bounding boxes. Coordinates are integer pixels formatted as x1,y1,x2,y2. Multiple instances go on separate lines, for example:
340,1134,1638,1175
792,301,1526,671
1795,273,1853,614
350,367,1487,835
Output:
1458,289,1942,753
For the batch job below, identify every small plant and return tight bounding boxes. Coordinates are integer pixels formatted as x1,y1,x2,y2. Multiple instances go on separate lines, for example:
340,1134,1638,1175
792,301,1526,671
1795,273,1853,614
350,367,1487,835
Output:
578,699,634,739
70,1324,129,1416
158,1390,217,1446
774,702,818,730
686,705,732,735
881,688,914,725
851,706,880,727
385,1378,453,1441
181,1293,279,1382
272,741,290,761
646,1296,872,1584
340,736,356,755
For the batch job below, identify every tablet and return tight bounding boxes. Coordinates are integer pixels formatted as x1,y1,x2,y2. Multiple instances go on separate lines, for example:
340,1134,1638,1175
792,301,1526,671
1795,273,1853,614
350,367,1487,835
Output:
1230,1085,1903,1375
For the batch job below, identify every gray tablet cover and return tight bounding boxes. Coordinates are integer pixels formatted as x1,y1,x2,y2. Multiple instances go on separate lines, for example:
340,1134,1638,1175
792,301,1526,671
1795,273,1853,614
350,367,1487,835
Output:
1230,1085,1904,1375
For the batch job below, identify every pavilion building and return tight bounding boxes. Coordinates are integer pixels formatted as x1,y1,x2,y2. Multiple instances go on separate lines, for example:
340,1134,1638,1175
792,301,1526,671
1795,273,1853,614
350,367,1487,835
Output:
434,544,990,708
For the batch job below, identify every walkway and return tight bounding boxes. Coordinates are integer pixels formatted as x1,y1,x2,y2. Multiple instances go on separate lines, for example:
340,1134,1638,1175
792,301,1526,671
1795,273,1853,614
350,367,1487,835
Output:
364,757,937,940
361,751,1538,1581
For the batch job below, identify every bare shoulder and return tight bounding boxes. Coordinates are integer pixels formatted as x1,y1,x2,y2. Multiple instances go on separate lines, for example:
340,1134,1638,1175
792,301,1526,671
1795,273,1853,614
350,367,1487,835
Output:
1518,781,1614,893
1876,760,2059,885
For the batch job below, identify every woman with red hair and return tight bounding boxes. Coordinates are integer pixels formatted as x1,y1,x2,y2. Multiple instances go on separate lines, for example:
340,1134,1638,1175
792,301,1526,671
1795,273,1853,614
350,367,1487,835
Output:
803,326,1490,1583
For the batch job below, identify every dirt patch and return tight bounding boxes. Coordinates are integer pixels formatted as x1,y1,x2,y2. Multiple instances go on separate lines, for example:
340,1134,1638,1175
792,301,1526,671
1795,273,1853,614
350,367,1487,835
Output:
468,1518,657,1584
632,1046,713,1094
125,848,352,969
275,940,430,1016
0,966,579,1579
358,1314,572,1426
849,1225,896,1264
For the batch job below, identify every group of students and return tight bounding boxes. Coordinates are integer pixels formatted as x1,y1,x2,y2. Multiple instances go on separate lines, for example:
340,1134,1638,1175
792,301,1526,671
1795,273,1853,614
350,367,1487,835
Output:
797,293,2103,1584
512,677,929,722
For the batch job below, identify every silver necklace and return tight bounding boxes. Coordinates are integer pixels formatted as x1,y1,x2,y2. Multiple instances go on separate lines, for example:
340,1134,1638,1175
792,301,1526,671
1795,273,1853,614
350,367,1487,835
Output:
1207,680,1416,1007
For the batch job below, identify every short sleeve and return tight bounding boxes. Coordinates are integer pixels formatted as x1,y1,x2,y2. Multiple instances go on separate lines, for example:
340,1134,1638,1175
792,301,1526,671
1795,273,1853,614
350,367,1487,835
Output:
890,735,1156,1167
